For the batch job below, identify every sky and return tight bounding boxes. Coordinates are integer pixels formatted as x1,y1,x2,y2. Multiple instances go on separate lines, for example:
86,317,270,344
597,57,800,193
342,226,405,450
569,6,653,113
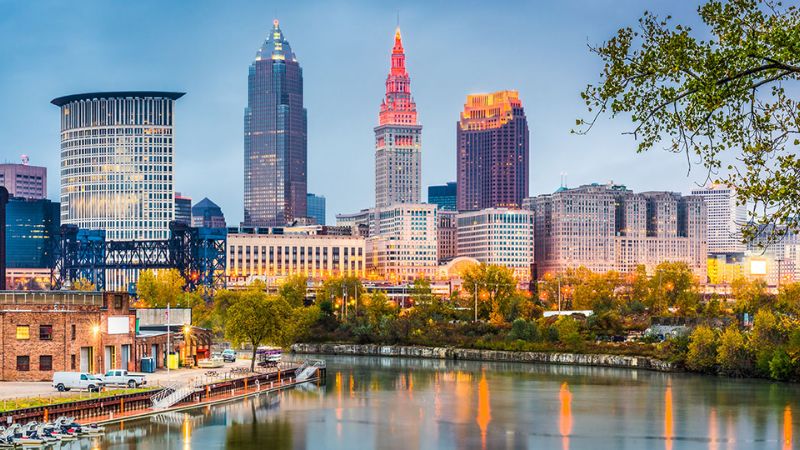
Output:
0,0,715,225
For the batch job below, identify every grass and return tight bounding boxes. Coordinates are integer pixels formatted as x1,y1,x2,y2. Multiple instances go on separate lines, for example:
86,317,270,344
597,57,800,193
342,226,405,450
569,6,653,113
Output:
0,387,157,413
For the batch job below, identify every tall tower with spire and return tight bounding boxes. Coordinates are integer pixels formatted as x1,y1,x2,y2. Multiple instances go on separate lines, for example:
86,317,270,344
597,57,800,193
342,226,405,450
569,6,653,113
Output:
374,27,422,209
243,20,307,227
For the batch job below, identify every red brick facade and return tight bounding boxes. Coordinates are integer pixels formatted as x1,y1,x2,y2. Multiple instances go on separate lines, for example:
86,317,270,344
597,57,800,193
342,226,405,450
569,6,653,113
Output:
0,291,136,381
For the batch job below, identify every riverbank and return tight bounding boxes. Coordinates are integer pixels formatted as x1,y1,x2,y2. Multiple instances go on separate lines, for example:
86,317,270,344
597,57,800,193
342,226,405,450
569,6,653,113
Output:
291,343,677,372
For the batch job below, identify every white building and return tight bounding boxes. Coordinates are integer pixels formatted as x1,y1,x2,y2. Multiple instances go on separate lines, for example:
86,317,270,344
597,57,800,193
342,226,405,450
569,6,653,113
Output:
227,229,366,285
690,184,747,253
367,203,438,280
53,91,183,241
456,208,533,280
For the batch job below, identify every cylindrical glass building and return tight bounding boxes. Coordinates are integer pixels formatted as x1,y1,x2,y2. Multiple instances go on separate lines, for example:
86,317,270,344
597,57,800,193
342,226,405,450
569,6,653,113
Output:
52,91,184,242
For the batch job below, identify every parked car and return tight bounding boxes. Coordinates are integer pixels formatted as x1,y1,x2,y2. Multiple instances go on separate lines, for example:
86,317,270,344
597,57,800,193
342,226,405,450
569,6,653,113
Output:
52,372,104,392
95,370,147,388
222,349,237,362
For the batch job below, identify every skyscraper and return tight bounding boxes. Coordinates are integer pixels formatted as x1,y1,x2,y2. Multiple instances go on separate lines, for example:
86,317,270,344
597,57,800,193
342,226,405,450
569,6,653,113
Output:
428,182,457,211
374,28,422,208
52,91,183,241
174,192,192,225
690,184,747,253
457,91,529,211
306,193,326,225
192,198,227,229
0,157,47,200
244,20,307,227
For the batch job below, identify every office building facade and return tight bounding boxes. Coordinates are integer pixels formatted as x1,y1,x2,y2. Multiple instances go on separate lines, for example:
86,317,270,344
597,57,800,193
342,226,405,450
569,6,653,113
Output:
174,193,192,225
529,183,707,279
244,20,307,227
457,91,529,211
367,203,438,280
306,193,326,225
52,91,183,241
456,208,534,280
428,182,457,211
0,158,47,200
690,184,747,253
437,210,457,263
191,198,226,229
227,229,365,284
5,197,60,269
374,28,422,208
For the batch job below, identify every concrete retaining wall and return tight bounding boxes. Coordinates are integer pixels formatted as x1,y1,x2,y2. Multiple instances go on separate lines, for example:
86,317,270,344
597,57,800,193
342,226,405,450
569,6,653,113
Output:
291,343,676,372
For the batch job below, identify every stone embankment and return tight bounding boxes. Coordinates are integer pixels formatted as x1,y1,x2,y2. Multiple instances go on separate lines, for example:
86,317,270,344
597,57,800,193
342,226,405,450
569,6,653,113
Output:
291,343,676,372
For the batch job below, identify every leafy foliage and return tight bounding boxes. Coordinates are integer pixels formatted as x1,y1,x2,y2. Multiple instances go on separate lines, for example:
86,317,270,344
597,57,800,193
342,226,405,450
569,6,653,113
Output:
578,0,800,242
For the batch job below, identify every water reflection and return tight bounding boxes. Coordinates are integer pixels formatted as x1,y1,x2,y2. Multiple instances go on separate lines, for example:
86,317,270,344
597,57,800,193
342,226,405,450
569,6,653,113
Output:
93,355,800,449
559,382,572,450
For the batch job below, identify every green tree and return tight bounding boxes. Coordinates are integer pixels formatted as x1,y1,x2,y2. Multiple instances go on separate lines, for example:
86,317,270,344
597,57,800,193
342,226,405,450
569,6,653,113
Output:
578,0,800,242
317,275,363,319
136,269,186,307
717,326,752,377
410,278,434,307
686,325,718,373
776,282,800,314
731,277,771,313
462,264,517,323
749,309,787,375
224,291,294,371
278,274,308,308
648,262,699,315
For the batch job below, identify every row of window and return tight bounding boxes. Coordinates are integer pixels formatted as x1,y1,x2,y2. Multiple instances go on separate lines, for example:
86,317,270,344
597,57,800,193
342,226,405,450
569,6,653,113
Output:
16,324,77,340
16,355,52,371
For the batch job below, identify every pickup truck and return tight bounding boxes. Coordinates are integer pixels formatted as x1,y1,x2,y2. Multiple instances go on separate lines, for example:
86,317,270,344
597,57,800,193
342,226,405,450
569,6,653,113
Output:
96,370,147,388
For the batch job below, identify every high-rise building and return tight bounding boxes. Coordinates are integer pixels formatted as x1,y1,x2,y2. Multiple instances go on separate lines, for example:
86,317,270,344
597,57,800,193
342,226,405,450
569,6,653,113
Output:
52,91,183,241
244,20,307,227
528,183,707,279
428,182,457,211
457,91,529,211
306,193,326,225
367,204,437,280
374,28,422,208
437,210,457,263
690,184,746,253
192,198,227,229
5,197,60,269
0,157,47,200
174,192,192,225
456,208,534,280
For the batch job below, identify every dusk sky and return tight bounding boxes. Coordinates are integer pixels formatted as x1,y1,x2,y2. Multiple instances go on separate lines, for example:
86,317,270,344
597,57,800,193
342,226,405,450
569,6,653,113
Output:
0,0,713,224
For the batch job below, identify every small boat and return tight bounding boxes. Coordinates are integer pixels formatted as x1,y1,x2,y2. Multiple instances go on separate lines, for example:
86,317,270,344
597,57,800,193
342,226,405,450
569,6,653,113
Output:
198,356,224,369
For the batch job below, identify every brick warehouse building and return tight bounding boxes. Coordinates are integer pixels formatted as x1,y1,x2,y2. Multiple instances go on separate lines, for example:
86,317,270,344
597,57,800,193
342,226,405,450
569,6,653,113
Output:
0,291,138,381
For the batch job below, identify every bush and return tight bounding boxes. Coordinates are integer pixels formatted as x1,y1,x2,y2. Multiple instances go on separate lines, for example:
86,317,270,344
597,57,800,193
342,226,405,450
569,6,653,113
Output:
716,326,752,377
769,350,794,381
508,318,539,341
686,325,718,373
555,316,582,348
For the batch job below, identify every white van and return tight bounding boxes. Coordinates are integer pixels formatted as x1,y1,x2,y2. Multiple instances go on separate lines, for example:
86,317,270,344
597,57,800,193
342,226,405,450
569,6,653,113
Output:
52,372,104,392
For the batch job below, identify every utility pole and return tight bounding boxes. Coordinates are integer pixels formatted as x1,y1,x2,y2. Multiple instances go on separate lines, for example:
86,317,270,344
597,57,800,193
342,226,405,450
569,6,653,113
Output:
474,281,478,322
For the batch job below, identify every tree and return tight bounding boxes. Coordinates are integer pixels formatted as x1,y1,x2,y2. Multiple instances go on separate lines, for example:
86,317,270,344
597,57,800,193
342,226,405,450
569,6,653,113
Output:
462,264,518,323
278,274,308,308
578,0,800,242
776,282,800,314
686,325,718,373
224,291,294,371
731,277,771,313
717,326,753,377
71,278,96,291
749,309,787,374
136,269,186,307
648,262,699,315
410,278,434,307
317,275,363,319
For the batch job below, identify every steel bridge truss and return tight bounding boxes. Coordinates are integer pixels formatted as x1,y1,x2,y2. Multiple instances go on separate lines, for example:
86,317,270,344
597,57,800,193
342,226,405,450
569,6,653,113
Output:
53,222,226,292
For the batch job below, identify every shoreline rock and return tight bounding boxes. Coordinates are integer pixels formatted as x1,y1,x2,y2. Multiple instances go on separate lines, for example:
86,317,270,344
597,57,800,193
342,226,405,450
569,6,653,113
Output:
291,343,676,372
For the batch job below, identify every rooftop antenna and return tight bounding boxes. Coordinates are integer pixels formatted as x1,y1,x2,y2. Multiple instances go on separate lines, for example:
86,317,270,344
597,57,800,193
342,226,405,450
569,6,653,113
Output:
21,154,29,165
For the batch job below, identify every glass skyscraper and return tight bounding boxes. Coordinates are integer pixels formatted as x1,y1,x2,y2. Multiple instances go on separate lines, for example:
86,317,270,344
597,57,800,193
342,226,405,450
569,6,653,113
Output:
5,197,60,269
428,182,457,211
306,193,326,225
52,91,184,241
244,20,307,227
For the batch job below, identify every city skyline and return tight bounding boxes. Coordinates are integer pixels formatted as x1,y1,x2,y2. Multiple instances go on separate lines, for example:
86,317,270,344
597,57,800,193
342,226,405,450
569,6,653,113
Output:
0,0,715,224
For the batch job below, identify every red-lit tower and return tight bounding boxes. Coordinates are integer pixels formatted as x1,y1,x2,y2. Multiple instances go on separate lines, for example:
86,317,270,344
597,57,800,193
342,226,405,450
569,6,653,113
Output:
374,28,422,208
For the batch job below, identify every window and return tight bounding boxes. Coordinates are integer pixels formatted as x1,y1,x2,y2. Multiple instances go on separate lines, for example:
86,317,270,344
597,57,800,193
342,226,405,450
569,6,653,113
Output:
39,355,53,371
70,354,76,370
71,324,76,340
114,295,123,309
16,356,30,371
39,325,53,340
16,326,30,340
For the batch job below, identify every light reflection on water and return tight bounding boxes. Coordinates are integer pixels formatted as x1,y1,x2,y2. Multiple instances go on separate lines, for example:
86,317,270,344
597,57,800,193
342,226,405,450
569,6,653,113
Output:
91,355,800,449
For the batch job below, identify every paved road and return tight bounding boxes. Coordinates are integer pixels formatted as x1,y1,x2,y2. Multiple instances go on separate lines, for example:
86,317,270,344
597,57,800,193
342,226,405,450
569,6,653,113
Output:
0,359,254,401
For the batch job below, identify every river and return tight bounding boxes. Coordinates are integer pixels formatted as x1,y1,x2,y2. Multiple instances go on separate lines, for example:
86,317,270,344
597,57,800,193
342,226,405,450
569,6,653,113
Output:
91,355,796,449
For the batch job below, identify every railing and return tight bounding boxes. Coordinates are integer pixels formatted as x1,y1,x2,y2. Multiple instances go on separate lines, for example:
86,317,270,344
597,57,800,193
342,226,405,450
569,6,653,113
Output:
149,382,182,405
295,359,326,382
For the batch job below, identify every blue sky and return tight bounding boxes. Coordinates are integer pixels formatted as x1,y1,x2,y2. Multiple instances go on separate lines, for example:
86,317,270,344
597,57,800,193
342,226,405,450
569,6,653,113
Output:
0,0,712,224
